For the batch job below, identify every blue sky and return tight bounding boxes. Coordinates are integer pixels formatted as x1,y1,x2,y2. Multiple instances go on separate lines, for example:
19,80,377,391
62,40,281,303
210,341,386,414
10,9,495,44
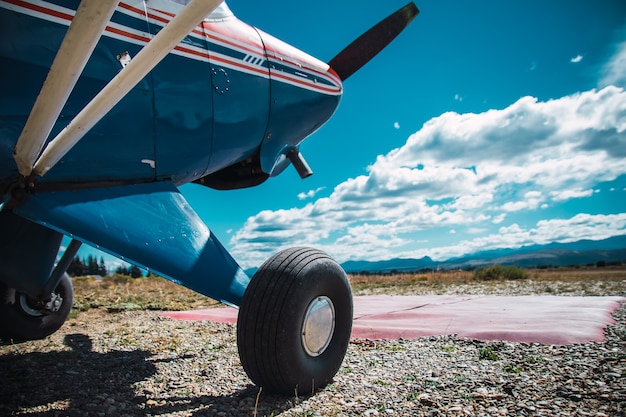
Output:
83,0,626,270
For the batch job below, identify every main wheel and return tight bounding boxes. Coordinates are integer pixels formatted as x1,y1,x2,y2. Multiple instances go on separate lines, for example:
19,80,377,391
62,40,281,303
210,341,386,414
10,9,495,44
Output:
0,273,74,342
237,247,353,395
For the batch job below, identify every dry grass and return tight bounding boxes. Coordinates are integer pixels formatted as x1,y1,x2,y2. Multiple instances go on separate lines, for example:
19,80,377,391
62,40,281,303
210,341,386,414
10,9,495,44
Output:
71,266,626,313
348,266,626,296
72,275,218,313
349,270,473,288
527,266,626,281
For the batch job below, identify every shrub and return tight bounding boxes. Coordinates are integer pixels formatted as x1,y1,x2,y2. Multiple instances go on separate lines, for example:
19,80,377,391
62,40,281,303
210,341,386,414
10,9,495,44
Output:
104,273,134,285
473,264,529,281
479,347,500,361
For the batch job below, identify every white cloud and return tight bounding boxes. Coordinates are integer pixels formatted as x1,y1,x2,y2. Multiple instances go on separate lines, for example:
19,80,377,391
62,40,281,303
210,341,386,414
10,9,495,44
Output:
230,87,626,268
297,186,326,200
500,201,529,212
550,188,594,201
600,31,626,87
570,54,583,63
499,191,543,212
394,122,400,129
492,213,506,224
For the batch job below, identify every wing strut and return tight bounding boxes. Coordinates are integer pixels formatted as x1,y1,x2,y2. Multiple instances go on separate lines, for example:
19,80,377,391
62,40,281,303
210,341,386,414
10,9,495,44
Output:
13,0,120,176
31,0,224,178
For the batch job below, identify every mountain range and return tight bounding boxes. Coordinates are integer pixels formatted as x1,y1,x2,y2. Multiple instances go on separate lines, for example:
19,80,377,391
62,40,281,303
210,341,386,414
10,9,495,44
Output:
340,235,626,273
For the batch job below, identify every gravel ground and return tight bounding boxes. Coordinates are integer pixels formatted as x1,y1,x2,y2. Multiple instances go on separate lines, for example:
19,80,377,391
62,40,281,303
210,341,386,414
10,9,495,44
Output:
1,280,625,416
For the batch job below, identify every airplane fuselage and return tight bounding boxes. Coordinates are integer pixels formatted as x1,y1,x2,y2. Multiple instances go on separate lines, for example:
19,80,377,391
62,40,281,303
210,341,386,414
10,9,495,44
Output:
0,0,342,189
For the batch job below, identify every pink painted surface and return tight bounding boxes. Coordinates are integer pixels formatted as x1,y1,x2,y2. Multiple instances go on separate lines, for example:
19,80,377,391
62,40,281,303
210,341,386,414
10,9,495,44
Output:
162,295,625,345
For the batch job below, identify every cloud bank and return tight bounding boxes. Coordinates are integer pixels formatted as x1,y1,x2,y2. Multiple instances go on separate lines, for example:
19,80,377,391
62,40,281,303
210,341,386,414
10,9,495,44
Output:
230,84,626,268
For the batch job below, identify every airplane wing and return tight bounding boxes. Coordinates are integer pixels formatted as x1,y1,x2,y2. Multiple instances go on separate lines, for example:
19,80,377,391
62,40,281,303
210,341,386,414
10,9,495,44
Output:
12,181,249,306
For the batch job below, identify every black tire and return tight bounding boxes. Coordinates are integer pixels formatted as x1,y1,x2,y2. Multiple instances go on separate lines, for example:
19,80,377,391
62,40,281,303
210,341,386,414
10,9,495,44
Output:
237,247,353,395
0,273,74,342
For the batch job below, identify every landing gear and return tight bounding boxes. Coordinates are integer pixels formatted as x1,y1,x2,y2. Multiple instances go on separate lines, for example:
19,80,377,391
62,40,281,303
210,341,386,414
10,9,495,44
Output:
0,273,74,342
237,247,353,395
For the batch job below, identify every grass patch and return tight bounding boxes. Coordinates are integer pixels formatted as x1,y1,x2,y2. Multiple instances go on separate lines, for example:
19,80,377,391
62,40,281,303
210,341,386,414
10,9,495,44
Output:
349,270,473,294
71,275,218,313
473,264,529,281
349,266,625,296
502,364,522,373
479,347,500,361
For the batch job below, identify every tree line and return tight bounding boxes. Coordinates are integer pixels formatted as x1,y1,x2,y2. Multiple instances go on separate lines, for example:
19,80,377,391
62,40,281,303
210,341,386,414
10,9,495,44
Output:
67,255,144,278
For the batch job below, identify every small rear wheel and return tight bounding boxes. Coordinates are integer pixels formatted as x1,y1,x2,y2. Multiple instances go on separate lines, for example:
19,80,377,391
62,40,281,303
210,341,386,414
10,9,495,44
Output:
0,273,74,342
237,247,353,395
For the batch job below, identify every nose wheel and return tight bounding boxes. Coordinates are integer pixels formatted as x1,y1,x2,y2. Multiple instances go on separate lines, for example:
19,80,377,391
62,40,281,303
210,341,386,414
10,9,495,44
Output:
237,247,353,395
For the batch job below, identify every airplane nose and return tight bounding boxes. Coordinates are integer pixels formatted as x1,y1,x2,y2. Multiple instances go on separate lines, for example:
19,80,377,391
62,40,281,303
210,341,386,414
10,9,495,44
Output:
256,30,343,176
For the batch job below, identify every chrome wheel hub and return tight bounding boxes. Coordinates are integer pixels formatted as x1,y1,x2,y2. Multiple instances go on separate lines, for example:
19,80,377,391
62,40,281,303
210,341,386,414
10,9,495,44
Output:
301,296,335,357
19,293,63,316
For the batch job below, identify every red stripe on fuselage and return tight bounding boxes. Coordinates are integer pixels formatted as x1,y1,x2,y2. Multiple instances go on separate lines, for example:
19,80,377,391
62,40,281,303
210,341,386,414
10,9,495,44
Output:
270,70,341,94
2,0,341,95
3,0,72,20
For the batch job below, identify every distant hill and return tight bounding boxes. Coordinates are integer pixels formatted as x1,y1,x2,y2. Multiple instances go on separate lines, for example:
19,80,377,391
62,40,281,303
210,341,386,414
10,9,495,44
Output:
442,248,626,269
340,235,626,273
341,256,437,273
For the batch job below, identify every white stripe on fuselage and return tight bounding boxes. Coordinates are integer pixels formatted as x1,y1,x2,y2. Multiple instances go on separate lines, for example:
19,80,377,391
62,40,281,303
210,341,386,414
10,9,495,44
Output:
1,0,341,95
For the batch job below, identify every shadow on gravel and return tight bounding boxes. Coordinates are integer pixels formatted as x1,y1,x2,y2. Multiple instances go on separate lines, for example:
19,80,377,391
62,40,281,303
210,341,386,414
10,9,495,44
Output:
0,333,155,416
0,333,307,416
143,387,300,417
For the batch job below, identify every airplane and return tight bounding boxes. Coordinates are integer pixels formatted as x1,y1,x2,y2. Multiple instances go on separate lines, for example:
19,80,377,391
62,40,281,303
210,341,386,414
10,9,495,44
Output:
0,0,418,394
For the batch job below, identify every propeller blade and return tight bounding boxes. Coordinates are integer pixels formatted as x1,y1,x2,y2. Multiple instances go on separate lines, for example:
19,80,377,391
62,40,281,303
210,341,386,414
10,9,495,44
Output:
328,2,418,81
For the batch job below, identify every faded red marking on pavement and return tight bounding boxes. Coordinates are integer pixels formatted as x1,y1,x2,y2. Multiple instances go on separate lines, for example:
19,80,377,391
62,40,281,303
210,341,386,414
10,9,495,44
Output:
162,295,625,345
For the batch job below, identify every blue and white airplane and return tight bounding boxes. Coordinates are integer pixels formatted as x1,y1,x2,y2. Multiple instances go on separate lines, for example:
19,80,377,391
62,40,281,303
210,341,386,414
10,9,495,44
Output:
0,0,417,393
